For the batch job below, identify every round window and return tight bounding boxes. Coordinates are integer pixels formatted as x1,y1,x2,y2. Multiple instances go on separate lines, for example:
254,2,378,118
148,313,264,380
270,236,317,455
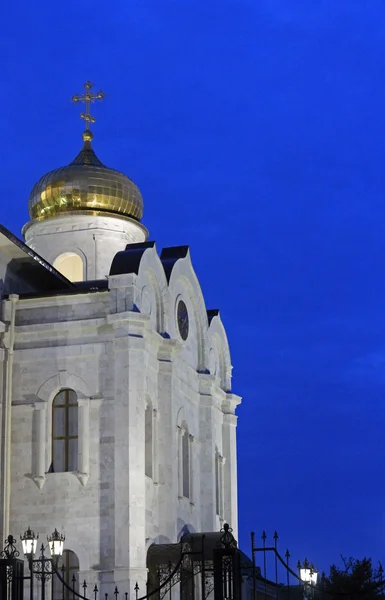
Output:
177,300,189,341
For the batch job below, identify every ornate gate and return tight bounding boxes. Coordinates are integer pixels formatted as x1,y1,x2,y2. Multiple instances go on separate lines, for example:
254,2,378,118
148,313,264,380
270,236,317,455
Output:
0,525,298,600
146,524,243,600
0,535,24,600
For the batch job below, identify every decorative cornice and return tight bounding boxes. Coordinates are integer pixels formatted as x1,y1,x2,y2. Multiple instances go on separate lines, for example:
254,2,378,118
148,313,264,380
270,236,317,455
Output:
221,393,242,415
157,338,179,363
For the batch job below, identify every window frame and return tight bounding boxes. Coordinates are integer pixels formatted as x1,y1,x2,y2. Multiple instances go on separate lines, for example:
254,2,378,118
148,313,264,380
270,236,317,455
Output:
51,389,79,473
53,252,84,282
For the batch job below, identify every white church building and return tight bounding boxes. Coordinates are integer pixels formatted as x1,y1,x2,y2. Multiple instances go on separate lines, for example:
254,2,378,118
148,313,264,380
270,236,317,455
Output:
0,83,241,595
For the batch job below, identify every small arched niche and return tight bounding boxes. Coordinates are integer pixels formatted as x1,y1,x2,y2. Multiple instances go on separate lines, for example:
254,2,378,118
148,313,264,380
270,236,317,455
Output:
53,252,84,282
53,549,79,598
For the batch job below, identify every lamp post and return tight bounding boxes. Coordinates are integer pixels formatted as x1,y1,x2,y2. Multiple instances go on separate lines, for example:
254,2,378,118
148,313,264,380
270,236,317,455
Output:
20,527,65,600
298,559,318,600
20,527,38,558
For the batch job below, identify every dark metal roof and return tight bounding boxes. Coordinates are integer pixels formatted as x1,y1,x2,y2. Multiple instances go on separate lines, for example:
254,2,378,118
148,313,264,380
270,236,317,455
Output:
147,542,183,569
17,279,108,300
207,309,219,324
70,141,106,167
109,242,155,276
160,246,189,282
147,529,237,569
0,225,74,294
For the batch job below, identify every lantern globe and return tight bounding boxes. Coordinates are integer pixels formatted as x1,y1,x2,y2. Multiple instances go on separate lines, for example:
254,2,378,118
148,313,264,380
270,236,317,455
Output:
300,560,318,585
47,528,65,558
20,527,38,557
300,567,312,583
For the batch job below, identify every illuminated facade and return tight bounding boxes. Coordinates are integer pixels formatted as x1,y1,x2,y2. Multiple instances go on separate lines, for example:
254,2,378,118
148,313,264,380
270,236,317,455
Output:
0,83,241,594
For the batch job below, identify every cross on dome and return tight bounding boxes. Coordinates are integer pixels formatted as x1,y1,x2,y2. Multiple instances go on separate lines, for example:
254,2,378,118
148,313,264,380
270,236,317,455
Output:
71,81,105,142
26,81,144,226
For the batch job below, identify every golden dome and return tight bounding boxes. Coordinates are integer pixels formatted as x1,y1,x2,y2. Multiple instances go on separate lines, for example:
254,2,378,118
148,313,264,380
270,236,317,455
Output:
28,137,144,223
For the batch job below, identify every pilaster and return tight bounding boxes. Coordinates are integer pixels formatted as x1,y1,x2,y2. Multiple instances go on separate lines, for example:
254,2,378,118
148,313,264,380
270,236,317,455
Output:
32,402,46,489
156,340,178,542
76,397,90,486
197,374,217,531
221,393,241,538
112,327,147,591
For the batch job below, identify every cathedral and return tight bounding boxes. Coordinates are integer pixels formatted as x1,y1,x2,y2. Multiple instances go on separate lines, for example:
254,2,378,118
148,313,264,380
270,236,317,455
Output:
0,83,241,594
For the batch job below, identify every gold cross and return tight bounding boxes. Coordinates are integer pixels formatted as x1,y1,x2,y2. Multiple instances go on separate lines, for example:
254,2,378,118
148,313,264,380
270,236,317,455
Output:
71,81,105,136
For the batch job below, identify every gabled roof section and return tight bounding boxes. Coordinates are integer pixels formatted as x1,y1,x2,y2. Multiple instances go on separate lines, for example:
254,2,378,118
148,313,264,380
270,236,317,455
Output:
207,309,219,324
18,279,108,300
109,241,155,276
160,246,189,282
0,225,74,294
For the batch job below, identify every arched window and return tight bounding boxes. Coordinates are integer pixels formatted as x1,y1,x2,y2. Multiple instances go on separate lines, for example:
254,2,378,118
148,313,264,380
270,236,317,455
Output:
53,252,84,282
182,427,190,499
52,549,79,600
51,389,78,473
145,403,153,478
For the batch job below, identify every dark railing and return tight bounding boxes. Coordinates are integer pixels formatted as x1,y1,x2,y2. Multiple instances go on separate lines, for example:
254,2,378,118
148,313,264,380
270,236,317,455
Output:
0,532,206,600
0,526,322,600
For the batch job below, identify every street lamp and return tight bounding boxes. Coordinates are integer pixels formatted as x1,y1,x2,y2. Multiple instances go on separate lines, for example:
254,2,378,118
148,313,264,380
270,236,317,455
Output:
21,527,64,562
47,528,65,560
20,527,65,600
20,527,38,558
299,558,318,585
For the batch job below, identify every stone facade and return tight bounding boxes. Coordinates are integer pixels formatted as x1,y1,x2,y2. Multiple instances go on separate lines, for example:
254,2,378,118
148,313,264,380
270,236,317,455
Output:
0,223,241,593
23,213,148,281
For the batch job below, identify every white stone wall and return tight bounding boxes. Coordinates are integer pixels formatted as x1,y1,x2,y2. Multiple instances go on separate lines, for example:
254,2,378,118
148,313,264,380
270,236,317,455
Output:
23,214,148,281
0,240,240,595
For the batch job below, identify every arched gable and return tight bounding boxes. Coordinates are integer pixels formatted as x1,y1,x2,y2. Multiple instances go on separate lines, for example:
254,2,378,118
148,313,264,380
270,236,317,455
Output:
109,241,155,276
164,249,209,371
208,313,232,392
136,244,169,334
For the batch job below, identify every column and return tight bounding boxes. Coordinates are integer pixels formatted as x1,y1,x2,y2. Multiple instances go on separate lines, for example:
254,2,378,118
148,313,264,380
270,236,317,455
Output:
219,455,226,521
222,412,238,537
156,349,176,542
112,336,148,593
32,402,46,489
153,408,158,484
189,434,195,505
198,393,216,531
177,426,183,498
76,398,90,486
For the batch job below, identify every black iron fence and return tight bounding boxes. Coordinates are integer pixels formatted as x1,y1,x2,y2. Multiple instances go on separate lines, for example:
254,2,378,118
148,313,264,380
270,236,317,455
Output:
0,525,245,600
0,526,324,600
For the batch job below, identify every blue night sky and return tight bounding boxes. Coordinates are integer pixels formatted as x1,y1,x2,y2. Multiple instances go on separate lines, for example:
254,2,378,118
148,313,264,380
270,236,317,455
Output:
1,0,385,576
